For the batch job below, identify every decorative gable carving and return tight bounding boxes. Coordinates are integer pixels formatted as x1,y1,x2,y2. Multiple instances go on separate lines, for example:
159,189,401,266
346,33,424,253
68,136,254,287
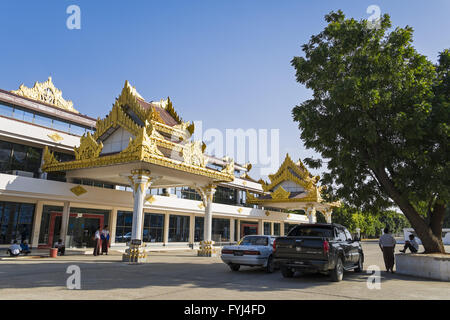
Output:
11,77,78,113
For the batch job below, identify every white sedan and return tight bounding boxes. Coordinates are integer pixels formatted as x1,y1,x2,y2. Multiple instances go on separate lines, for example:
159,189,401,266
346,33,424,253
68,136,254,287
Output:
221,235,277,273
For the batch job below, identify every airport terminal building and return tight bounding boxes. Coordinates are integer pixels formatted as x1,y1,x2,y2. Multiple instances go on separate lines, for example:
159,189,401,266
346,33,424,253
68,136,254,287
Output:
0,77,318,251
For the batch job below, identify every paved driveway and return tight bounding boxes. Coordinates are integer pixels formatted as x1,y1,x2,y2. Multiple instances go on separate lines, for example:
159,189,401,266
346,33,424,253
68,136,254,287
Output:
0,242,448,300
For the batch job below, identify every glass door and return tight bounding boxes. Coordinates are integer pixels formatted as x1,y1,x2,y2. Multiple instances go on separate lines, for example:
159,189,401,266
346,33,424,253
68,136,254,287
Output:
48,212,104,248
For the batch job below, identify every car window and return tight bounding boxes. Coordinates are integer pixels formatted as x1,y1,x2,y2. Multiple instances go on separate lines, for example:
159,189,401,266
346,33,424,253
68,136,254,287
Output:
238,236,268,246
344,229,353,241
288,226,333,238
336,229,347,241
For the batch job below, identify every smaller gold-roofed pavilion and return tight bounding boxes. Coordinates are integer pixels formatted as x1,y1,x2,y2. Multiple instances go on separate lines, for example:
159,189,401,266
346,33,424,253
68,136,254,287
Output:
246,154,340,223
41,80,235,261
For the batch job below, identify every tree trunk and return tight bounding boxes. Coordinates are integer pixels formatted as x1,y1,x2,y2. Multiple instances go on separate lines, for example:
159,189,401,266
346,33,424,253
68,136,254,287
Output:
372,167,446,253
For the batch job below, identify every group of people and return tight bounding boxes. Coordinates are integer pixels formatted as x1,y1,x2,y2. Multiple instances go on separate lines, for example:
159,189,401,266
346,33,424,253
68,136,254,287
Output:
379,227,419,273
93,225,110,256
5,240,31,257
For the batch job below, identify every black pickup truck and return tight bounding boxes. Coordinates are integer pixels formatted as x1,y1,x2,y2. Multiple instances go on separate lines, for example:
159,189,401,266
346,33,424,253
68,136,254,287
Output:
273,223,363,282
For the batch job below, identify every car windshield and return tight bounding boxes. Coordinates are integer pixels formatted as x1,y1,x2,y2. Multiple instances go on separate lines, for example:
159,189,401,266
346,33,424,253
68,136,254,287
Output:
288,226,333,238
238,236,268,246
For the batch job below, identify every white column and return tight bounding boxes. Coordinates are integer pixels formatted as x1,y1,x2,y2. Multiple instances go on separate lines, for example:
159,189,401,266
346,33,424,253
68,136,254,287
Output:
203,186,216,242
189,214,195,244
324,209,332,223
109,208,118,245
59,201,70,246
306,207,317,224
270,221,274,236
236,219,241,240
280,222,285,236
230,218,235,243
258,220,263,235
30,201,44,248
129,170,152,241
163,213,170,244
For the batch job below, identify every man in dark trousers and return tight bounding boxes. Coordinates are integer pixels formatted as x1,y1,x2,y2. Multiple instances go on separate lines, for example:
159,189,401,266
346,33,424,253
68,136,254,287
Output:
93,227,101,256
400,234,419,253
379,227,397,273
101,225,110,255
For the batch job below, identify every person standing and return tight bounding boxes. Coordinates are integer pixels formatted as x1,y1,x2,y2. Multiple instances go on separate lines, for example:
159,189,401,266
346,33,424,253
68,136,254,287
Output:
379,227,396,273
93,227,101,256
101,225,110,255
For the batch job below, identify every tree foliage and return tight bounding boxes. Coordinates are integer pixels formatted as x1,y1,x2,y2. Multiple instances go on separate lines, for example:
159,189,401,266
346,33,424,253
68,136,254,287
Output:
317,205,410,238
292,11,449,252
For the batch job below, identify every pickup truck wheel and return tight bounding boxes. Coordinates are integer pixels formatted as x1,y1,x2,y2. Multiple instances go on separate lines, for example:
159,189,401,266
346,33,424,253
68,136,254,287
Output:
229,264,240,272
281,266,294,278
354,254,363,272
330,257,344,282
265,256,275,273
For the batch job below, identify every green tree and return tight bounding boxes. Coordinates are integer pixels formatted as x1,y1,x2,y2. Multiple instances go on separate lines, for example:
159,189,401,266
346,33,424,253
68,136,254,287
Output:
291,11,449,253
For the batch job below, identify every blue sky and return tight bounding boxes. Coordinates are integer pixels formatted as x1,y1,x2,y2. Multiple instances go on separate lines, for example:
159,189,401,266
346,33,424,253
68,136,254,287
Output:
0,0,449,179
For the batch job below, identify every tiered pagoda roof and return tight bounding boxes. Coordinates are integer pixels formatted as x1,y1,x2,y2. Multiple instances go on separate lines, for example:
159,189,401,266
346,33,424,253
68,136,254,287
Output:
41,80,235,183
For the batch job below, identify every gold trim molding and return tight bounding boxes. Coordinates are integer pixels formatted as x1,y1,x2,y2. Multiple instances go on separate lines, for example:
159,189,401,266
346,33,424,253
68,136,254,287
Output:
11,77,78,113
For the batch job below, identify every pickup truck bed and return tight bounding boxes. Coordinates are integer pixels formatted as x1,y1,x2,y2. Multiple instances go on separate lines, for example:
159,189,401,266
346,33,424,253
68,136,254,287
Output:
273,223,364,282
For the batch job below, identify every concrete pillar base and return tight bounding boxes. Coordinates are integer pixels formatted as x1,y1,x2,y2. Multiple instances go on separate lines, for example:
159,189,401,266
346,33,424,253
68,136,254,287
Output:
197,240,218,257
122,243,149,264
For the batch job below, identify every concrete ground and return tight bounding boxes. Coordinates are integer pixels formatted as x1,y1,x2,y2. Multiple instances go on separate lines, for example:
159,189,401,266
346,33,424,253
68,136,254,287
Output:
0,242,449,300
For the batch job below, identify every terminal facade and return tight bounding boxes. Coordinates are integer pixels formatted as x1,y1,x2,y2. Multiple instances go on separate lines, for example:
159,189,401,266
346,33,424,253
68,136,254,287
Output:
0,77,336,251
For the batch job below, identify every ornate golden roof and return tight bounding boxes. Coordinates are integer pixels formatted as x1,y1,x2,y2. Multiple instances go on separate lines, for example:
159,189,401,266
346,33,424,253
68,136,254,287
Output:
11,77,78,113
42,80,234,183
246,153,336,205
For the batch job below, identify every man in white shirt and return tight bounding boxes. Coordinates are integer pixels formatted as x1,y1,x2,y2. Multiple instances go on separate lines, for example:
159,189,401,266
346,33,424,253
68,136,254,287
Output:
400,234,419,253
379,227,396,273
93,227,101,256
6,240,22,257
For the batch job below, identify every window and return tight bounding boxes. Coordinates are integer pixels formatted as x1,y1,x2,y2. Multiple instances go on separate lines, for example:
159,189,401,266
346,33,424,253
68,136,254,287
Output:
115,211,133,243
264,222,271,235
213,186,236,205
273,223,281,236
175,187,201,201
212,218,230,242
344,229,353,241
284,223,296,236
0,140,43,177
0,102,91,136
0,201,35,244
238,236,268,246
168,215,190,242
143,213,164,243
335,228,347,241
288,225,333,238
194,216,204,242
0,103,14,117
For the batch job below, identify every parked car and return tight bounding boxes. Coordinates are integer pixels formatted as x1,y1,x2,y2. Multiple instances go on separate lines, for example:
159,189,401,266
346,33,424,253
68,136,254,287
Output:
221,235,277,273
273,223,363,282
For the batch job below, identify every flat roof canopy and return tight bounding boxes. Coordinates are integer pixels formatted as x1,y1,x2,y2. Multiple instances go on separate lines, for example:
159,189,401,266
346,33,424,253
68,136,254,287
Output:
65,161,227,188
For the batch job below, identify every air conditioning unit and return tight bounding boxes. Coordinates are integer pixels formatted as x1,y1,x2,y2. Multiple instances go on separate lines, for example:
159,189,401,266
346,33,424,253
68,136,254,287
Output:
7,170,34,178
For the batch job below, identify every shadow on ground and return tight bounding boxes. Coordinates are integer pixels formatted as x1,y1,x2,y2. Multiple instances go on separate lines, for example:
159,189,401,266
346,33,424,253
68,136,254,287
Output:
0,256,436,293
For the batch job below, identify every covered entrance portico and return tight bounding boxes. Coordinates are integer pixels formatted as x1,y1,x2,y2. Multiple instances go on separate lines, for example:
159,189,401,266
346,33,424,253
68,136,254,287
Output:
42,81,235,262
247,154,340,224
